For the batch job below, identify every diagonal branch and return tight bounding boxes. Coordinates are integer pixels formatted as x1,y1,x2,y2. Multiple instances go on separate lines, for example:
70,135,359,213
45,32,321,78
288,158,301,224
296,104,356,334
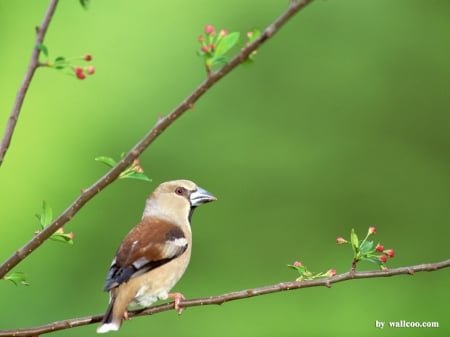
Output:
0,0,59,166
0,0,314,279
0,258,449,337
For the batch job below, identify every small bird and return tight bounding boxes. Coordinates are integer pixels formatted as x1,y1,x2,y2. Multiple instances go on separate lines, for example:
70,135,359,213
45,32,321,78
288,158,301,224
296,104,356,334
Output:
97,179,216,333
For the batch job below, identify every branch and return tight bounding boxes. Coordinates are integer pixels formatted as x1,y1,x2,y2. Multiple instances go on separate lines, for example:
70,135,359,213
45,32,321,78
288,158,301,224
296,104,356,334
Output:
1,259,448,336
0,0,314,279
0,0,59,166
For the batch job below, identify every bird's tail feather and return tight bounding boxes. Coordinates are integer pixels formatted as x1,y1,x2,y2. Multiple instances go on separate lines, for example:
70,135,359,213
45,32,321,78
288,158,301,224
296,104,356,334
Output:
97,297,121,333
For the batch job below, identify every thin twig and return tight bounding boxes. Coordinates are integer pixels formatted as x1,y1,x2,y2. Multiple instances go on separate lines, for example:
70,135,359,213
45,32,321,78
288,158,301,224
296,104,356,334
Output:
0,0,314,279
0,0,59,166
0,258,448,337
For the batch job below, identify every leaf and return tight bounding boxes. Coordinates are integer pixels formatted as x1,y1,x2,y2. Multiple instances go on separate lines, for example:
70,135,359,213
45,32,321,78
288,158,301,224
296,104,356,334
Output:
4,272,29,286
79,0,90,9
287,264,306,274
36,43,48,57
350,228,359,249
41,201,52,227
210,55,229,67
362,256,383,265
120,172,152,182
215,32,240,57
36,201,52,229
95,156,117,168
54,56,66,69
247,28,261,43
359,240,374,255
51,232,74,245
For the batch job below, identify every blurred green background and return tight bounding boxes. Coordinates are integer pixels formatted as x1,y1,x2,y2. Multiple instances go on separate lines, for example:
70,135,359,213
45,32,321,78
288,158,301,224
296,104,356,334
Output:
1,0,449,336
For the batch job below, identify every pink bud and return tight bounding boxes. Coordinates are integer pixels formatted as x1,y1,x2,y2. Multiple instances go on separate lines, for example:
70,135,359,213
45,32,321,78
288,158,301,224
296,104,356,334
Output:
204,24,215,35
368,226,377,235
385,249,395,258
327,269,337,277
375,243,384,252
336,237,347,244
379,255,387,263
201,45,209,53
74,67,86,80
198,35,204,43
87,66,95,75
219,29,228,37
293,261,303,267
84,54,92,61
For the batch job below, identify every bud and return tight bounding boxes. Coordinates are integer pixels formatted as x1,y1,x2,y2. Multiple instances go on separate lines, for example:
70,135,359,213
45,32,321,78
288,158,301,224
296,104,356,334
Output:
368,226,377,235
379,255,387,263
201,45,209,53
336,237,347,244
219,29,228,37
74,67,86,80
293,261,303,267
198,35,204,43
385,249,395,258
204,24,215,35
84,54,92,61
87,66,95,75
326,269,337,277
375,243,384,252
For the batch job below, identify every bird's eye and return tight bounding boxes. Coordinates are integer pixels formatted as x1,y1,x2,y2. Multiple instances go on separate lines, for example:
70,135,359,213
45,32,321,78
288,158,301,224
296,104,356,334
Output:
175,187,186,196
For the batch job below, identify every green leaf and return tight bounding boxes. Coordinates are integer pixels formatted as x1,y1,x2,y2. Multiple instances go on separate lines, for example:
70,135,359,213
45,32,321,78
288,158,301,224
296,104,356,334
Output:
42,201,52,227
36,43,48,57
350,229,359,249
247,28,261,43
4,272,29,286
36,201,52,229
362,256,383,265
215,32,240,57
51,232,74,245
95,156,117,168
210,55,229,67
120,172,152,182
79,0,90,9
54,56,66,69
359,240,374,255
288,264,306,274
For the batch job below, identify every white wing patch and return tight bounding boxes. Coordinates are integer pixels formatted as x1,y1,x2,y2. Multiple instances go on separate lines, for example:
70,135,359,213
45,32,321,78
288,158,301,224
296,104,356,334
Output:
161,237,188,258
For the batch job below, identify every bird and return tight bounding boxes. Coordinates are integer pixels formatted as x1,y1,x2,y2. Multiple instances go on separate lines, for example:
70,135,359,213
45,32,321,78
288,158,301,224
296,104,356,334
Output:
96,179,216,333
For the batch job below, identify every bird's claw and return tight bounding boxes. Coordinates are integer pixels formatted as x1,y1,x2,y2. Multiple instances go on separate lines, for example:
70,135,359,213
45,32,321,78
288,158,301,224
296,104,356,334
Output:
168,292,185,315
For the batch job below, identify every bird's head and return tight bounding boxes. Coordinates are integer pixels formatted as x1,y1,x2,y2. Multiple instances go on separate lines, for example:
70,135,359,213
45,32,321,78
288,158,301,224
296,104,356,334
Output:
143,179,216,224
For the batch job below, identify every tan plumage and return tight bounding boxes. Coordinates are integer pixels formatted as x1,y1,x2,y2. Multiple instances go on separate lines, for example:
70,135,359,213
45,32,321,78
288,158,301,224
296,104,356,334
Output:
97,180,216,333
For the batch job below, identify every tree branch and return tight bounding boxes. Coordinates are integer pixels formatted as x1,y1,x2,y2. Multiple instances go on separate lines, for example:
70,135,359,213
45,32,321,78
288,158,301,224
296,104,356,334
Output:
0,258,448,337
0,0,314,279
0,0,59,166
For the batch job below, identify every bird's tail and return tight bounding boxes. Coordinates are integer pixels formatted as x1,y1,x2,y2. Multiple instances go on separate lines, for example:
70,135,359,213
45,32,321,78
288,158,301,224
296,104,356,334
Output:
97,297,122,333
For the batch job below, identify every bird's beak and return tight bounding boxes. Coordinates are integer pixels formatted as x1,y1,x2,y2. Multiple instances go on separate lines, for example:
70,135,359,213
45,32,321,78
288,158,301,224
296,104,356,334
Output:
190,187,217,207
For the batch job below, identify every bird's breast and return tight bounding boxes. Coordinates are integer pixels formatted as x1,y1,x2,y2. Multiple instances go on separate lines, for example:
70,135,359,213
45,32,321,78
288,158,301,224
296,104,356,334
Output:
128,246,192,307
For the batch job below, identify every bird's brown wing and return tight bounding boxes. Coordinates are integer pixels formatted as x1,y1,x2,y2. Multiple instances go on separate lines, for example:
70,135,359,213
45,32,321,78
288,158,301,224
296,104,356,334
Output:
103,218,188,291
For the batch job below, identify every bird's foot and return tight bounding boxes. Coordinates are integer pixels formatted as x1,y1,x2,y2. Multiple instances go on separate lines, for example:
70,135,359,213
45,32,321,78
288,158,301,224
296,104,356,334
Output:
123,310,130,320
168,292,185,315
